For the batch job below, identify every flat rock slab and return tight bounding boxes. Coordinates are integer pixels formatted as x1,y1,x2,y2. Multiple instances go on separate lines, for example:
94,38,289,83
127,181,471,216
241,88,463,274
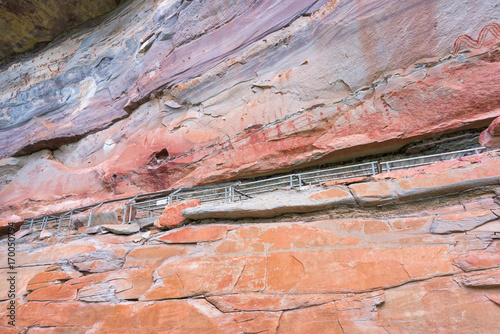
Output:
182,186,355,220
101,224,140,235
136,217,157,228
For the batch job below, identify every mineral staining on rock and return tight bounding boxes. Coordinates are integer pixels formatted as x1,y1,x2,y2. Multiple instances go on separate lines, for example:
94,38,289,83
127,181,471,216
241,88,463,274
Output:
2,0,500,220
1,0,500,332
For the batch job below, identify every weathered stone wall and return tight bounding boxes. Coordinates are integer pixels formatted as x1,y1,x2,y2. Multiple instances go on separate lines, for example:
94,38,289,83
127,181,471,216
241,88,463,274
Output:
1,0,500,220
1,153,500,333
1,1,500,331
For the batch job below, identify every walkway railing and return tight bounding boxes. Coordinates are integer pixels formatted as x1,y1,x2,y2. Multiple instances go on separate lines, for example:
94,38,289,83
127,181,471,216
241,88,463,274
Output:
379,147,485,172
20,146,487,230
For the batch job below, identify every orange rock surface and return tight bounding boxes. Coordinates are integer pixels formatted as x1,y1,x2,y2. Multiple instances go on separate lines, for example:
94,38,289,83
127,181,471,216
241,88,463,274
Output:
154,199,201,230
0,155,498,332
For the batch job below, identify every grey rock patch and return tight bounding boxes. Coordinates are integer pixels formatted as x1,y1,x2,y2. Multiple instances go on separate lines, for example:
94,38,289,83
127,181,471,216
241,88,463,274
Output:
78,282,116,302
101,223,140,235
182,186,356,220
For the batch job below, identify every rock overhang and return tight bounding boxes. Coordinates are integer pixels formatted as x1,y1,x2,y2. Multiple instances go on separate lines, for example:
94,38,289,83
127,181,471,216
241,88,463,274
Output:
0,0,124,61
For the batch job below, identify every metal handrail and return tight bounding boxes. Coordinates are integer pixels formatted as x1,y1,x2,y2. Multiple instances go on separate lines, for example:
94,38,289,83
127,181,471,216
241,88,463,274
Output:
19,146,489,231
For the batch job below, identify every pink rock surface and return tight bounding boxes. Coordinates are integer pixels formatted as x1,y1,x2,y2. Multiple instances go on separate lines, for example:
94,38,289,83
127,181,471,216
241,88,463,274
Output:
1,1,500,331
1,0,500,218
1,168,499,332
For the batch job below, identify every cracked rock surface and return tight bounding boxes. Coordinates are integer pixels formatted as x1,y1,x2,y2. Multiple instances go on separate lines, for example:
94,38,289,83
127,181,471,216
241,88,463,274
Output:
1,155,500,332
1,0,500,220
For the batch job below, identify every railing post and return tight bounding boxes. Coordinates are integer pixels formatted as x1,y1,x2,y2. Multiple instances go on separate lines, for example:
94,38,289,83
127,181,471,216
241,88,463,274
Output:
29,218,34,229
385,162,391,173
298,174,302,188
224,186,228,202
57,216,63,232
87,209,93,227
122,204,127,225
289,175,293,188
371,162,376,175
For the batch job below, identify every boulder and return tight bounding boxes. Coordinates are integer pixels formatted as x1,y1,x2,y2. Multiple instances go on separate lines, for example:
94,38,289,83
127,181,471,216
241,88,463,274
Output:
154,199,201,230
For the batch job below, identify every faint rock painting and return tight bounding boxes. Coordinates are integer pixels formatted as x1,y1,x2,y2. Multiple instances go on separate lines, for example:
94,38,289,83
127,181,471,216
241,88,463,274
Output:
454,22,500,54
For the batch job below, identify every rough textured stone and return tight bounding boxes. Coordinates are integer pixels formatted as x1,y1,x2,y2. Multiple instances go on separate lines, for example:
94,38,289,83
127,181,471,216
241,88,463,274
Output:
1,0,500,332
0,0,123,60
38,229,52,240
480,115,500,148
154,199,200,230
1,182,500,331
2,0,500,220
183,187,356,220
71,250,125,273
101,223,140,235
26,283,78,301
379,277,500,333
78,282,116,302
157,225,234,243
430,209,500,234
349,181,398,206
456,268,500,287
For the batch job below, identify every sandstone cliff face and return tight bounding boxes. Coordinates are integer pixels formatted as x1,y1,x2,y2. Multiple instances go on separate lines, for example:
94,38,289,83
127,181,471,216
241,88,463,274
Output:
1,0,500,332
1,0,500,219
0,0,124,60
1,154,500,333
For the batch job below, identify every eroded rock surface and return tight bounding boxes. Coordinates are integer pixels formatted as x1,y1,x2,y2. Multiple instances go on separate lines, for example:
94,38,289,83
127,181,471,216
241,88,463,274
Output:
0,0,124,60
1,155,500,332
1,0,500,220
1,0,500,331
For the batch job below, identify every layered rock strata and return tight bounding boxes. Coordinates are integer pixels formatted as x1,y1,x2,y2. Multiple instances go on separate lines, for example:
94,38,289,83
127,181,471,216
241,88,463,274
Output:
1,0,500,221
1,153,500,332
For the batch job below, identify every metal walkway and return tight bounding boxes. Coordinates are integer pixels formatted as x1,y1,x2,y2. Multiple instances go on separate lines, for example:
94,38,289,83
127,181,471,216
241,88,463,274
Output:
19,147,487,231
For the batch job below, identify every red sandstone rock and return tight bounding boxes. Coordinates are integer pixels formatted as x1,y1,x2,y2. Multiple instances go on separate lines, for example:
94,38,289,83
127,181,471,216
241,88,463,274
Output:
123,245,189,269
157,225,234,243
26,283,78,301
0,215,23,235
27,271,78,291
480,115,500,148
456,268,500,287
154,199,200,230
206,293,343,312
2,1,500,332
308,186,352,200
3,2,500,220
379,277,500,332
1,187,500,332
